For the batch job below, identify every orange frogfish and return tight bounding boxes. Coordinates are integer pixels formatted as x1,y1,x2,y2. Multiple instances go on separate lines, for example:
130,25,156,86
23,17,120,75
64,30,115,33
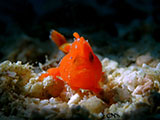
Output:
40,30,102,93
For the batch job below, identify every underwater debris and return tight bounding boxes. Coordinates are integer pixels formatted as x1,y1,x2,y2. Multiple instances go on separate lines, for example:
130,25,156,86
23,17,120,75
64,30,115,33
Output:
122,92,160,120
0,53,160,119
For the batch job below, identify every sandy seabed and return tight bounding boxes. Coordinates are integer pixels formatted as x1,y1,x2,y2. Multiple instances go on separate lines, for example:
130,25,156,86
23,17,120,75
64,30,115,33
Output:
0,54,160,120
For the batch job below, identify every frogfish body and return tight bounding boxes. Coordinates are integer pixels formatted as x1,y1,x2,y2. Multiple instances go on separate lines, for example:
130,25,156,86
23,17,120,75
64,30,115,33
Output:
40,31,102,93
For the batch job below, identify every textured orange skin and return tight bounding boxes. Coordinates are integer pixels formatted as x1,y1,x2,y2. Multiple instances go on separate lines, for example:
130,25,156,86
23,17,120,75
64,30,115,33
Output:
40,32,102,93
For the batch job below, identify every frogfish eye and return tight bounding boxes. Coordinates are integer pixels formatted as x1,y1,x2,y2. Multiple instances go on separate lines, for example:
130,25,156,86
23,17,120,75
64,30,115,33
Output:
89,52,94,62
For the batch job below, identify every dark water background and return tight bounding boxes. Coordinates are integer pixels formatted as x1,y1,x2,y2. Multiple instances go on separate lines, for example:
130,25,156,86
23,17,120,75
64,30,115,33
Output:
0,0,160,65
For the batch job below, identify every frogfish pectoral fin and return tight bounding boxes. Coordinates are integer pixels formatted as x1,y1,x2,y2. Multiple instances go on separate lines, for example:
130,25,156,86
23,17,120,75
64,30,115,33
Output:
39,68,60,81
39,73,50,81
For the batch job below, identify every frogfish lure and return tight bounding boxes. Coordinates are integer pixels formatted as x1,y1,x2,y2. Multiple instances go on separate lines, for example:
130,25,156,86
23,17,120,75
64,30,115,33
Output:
39,30,102,93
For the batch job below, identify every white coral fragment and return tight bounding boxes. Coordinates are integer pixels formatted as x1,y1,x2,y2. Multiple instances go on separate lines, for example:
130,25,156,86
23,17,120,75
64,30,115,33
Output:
79,96,105,113
68,93,81,106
